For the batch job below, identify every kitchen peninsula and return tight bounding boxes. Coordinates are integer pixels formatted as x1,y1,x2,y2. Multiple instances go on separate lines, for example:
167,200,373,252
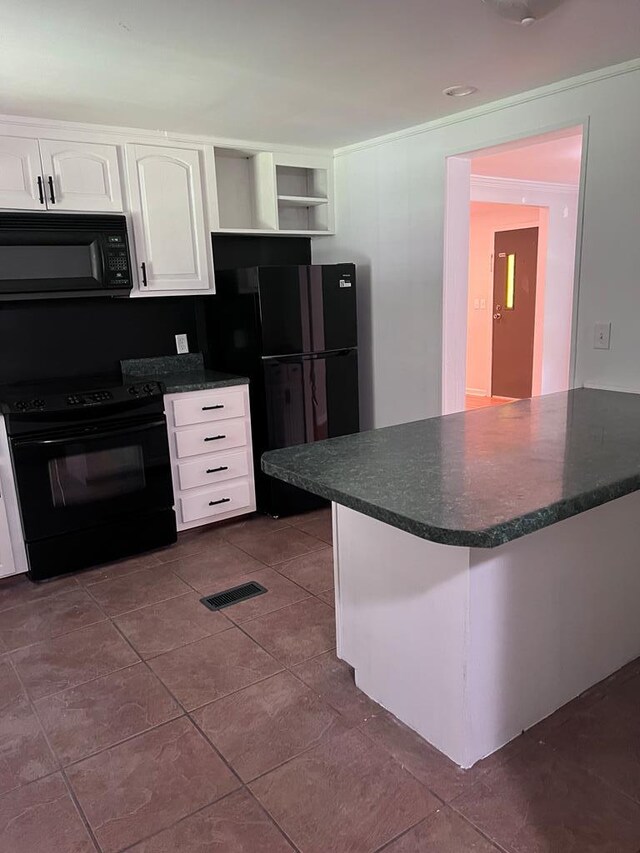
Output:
262,389,640,767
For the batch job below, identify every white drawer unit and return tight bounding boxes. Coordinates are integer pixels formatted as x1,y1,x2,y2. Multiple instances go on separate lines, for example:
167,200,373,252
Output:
165,384,256,531
177,449,251,491
0,415,28,577
180,480,253,524
174,417,249,459
171,388,246,427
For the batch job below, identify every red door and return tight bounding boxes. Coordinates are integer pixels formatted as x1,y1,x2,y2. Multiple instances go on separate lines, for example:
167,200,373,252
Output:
491,227,539,399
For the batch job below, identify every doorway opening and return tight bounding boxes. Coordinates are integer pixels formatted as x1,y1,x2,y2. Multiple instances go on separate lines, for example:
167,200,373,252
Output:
443,125,585,415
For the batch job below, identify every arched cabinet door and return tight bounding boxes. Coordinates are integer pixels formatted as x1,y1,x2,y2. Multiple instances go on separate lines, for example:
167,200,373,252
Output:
39,139,123,211
0,136,43,209
127,144,211,292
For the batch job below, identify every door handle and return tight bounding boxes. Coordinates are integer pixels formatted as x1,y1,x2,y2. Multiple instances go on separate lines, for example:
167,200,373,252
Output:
493,313,502,320
36,176,45,205
141,262,148,287
204,434,226,442
206,466,229,474
202,405,224,411
47,176,56,204
209,497,231,506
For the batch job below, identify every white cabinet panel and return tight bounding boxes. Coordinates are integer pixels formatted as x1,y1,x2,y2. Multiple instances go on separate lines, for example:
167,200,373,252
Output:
171,389,246,427
174,418,249,459
127,144,211,292
0,136,43,210
177,449,251,490
0,495,15,578
180,479,253,524
39,139,123,211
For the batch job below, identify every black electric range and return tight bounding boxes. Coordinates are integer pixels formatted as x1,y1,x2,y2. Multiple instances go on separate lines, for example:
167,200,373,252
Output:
0,375,177,582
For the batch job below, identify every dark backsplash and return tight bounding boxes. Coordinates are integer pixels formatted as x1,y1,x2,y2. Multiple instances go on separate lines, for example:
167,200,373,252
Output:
0,235,312,386
0,296,206,385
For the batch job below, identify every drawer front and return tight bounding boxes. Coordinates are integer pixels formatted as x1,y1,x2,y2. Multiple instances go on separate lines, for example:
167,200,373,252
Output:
177,450,250,491
172,390,246,427
180,479,252,523
175,418,249,459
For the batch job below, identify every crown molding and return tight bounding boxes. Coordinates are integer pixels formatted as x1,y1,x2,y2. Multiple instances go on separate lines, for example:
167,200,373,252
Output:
334,57,640,157
0,112,332,158
471,175,579,196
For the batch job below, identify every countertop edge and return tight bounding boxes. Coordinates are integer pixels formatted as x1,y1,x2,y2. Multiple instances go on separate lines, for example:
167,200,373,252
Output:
261,457,640,549
123,374,249,393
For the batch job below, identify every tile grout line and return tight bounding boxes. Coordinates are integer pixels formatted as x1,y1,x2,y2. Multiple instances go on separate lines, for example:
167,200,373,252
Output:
0,513,330,849
5,648,103,852
108,610,304,853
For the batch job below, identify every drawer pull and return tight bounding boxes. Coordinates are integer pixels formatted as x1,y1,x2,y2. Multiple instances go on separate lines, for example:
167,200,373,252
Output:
206,466,229,474
202,404,224,411
209,497,231,506
204,434,226,442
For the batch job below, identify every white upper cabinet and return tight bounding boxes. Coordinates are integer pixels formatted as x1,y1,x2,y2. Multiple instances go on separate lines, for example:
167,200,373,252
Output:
0,134,124,212
0,136,44,210
39,139,123,211
126,144,212,293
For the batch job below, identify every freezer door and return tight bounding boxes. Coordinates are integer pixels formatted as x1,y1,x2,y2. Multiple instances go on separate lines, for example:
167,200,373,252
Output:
257,266,311,357
309,264,357,352
257,264,357,356
262,349,359,450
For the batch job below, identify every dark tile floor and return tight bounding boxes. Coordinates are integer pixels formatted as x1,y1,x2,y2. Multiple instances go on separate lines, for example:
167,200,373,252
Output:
1,508,640,852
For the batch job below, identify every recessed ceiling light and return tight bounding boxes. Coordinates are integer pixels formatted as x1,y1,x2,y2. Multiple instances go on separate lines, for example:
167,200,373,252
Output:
443,85,478,98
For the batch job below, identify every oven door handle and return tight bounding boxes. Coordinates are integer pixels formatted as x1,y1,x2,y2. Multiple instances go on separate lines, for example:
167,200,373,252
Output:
13,418,167,448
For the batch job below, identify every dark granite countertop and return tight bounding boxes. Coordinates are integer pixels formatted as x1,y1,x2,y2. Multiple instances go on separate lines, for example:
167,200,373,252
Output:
121,354,248,393
262,388,640,548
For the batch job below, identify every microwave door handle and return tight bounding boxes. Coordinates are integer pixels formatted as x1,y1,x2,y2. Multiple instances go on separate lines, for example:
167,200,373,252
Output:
14,418,166,449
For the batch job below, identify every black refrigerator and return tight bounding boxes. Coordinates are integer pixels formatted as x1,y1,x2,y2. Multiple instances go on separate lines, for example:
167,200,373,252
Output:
212,263,359,517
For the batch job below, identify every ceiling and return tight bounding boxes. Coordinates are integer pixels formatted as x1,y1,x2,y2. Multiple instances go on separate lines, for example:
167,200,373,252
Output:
1,0,639,149
472,132,583,183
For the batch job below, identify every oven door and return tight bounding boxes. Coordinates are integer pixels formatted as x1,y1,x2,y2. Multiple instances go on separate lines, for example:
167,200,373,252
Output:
11,417,174,542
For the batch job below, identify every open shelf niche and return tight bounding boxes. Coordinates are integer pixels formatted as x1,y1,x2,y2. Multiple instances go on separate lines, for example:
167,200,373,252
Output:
213,148,278,231
276,162,331,232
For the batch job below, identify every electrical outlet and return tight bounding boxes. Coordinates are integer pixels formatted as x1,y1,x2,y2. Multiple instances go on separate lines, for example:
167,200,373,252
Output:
175,333,189,354
594,323,611,350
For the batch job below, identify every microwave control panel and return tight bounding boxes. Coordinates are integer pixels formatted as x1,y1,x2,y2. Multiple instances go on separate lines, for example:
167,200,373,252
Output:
104,234,131,286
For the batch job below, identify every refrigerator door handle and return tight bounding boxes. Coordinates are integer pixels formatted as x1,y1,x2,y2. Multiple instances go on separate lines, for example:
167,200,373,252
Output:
262,348,355,364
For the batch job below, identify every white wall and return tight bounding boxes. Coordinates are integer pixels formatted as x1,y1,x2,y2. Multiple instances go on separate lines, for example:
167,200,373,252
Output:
312,61,640,428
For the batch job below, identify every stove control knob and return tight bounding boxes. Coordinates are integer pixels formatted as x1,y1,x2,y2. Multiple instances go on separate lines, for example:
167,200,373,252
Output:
128,385,141,396
142,383,156,395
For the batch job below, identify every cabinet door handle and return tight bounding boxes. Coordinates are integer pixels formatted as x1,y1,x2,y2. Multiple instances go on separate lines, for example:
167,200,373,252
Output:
204,434,226,442
202,404,224,411
36,176,45,205
206,466,229,474
47,176,56,204
209,497,231,506
141,262,148,287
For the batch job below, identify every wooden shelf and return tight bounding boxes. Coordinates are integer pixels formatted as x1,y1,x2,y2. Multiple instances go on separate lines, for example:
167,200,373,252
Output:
277,195,328,207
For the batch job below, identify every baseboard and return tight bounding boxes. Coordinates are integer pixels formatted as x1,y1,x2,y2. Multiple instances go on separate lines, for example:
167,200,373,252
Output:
466,388,488,397
583,381,640,395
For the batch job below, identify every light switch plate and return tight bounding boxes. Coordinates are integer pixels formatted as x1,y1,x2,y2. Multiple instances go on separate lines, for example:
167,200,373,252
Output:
594,323,611,350
175,333,189,354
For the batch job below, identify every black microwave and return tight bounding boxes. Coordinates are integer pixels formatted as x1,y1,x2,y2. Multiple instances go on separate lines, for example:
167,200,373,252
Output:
0,212,133,300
